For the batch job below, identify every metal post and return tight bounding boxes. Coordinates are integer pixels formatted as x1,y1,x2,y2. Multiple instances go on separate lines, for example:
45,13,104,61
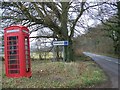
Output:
52,40,68,62
52,46,56,62
63,46,65,62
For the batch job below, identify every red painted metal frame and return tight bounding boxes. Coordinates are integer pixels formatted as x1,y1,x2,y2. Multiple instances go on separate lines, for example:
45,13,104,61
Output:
4,25,32,78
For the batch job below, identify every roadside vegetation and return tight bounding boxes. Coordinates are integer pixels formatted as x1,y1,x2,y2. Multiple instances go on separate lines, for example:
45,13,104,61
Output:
74,24,119,59
2,55,107,88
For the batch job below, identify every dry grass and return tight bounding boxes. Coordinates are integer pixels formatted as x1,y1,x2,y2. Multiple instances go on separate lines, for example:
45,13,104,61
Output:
2,60,107,88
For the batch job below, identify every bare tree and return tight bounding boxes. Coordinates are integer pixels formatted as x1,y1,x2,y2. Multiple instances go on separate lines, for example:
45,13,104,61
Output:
1,1,107,61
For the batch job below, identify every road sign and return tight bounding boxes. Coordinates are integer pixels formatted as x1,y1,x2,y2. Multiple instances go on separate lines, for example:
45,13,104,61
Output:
53,41,69,46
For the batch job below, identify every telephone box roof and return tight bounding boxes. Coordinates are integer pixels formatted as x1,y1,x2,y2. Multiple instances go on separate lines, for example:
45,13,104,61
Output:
4,25,28,30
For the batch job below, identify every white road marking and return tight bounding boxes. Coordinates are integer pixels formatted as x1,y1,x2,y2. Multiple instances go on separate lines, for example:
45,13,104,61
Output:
104,59,120,64
102,58,120,65
83,52,120,65
106,59,112,61
115,62,120,65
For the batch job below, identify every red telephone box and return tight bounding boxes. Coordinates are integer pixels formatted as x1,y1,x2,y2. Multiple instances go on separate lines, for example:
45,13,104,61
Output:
4,25,32,78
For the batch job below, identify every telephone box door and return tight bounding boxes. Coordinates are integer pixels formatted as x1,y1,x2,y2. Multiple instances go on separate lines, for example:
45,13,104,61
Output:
7,36,20,75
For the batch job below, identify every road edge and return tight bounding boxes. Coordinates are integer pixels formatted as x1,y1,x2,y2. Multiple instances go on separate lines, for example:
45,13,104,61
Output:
92,59,113,88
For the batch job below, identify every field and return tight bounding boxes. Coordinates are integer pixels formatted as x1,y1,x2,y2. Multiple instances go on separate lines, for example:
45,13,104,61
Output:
31,52,54,59
2,58,107,88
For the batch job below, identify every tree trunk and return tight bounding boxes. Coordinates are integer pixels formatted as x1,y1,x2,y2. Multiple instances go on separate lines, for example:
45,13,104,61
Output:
39,53,42,60
63,38,74,62
56,46,60,61
114,41,120,55
61,2,69,62
64,45,68,62
116,1,120,57
68,38,74,61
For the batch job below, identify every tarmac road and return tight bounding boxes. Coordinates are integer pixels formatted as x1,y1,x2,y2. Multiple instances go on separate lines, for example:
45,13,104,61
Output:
83,52,119,88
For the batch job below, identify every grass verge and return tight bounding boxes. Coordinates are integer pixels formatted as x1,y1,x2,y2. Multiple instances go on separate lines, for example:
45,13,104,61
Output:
2,59,107,88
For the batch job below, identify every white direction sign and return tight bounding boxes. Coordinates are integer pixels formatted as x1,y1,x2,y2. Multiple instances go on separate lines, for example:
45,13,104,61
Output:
53,41,69,46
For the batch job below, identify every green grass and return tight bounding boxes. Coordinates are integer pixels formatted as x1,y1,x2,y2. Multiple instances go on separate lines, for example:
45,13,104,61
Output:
2,59,107,88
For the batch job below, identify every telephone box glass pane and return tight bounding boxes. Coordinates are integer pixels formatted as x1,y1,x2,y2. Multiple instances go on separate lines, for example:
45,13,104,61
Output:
9,65,19,69
7,36,20,74
25,37,30,72
9,70,19,74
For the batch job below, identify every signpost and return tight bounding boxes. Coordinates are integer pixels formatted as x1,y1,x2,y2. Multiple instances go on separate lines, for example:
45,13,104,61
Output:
52,41,69,62
53,41,69,46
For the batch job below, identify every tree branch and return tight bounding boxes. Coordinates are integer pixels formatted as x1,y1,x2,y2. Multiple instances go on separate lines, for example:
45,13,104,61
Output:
70,1,86,38
30,35,57,38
